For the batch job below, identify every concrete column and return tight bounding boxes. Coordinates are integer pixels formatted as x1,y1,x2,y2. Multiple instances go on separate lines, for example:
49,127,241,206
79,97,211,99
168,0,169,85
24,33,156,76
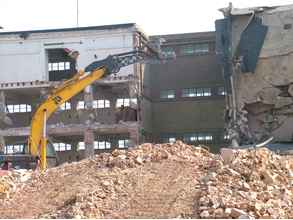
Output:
68,140,79,161
70,98,78,112
84,128,95,158
111,137,119,150
84,86,94,109
0,135,5,154
0,91,12,126
110,97,119,124
0,91,5,113
129,128,139,147
83,86,95,158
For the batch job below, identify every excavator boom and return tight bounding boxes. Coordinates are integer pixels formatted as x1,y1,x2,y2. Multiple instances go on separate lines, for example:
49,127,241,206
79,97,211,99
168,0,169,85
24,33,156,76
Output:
28,50,152,170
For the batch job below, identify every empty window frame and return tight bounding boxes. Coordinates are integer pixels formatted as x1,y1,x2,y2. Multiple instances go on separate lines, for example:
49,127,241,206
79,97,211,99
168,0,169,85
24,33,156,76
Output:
118,139,130,148
184,133,213,143
203,88,212,96
218,87,226,96
183,133,198,142
180,43,209,55
181,45,195,55
47,48,76,82
162,47,176,56
195,43,209,53
168,137,176,143
162,135,176,143
94,141,111,150
182,88,197,97
116,98,137,108
77,101,85,110
53,143,72,152
77,142,85,151
4,144,24,154
6,104,32,113
198,133,213,142
60,102,71,110
284,24,292,30
160,90,175,99
182,88,211,97
48,62,71,71
93,100,110,109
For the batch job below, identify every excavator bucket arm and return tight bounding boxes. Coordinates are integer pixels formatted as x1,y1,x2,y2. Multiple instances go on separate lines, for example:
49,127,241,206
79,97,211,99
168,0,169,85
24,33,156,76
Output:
29,50,151,170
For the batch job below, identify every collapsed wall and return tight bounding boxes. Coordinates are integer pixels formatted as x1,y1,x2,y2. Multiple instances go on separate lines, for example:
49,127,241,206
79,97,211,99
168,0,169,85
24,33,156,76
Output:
216,4,293,146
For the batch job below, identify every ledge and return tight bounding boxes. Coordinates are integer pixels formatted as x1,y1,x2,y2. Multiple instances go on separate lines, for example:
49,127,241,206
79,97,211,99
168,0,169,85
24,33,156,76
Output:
0,122,139,137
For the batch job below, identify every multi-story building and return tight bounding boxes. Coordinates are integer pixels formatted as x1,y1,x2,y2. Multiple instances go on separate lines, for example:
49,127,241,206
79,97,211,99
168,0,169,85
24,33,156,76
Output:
143,32,226,152
0,23,149,163
0,24,226,165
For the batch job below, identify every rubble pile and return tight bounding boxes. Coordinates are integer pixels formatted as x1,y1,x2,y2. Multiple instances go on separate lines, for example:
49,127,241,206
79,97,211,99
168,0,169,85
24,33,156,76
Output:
0,169,32,200
0,142,292,218
36,142,212,218
198,148,293,219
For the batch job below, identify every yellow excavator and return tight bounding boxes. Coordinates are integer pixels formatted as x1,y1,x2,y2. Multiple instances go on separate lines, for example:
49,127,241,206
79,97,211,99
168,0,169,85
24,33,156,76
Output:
1,47,164,171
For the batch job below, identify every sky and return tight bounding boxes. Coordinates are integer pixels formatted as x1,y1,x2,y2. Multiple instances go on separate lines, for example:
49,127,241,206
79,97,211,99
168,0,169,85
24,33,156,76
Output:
0,0,293,35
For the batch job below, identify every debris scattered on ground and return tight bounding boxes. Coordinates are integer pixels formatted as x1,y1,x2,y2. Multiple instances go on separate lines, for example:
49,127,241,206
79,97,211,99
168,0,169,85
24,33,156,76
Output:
198,148,293,219
0,169,32,200
0,141,292,218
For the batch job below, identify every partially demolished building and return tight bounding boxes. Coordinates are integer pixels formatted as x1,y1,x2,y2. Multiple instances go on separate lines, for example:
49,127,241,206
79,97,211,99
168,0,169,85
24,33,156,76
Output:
0,23,227,162
216,4,293,147
0,24,148,163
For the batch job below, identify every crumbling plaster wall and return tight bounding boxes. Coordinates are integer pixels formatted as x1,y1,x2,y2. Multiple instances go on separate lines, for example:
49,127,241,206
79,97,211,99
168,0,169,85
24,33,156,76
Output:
230,5,293,143
0,28,135,83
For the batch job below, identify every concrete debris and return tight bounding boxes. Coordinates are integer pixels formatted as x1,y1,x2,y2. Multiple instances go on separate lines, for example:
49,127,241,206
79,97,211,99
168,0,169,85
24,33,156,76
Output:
0,141,292,218
0,169,32,200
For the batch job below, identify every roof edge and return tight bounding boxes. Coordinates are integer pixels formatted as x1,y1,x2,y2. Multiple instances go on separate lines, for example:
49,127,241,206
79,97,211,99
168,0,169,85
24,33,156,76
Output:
150,31,215,38
0,23,136,36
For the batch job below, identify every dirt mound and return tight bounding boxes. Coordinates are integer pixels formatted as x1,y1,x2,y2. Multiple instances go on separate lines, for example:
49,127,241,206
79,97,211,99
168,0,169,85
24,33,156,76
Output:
0,142,292,219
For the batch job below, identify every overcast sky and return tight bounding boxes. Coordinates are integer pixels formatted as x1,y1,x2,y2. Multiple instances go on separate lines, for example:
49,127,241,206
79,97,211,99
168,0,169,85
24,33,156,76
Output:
0,0,292,35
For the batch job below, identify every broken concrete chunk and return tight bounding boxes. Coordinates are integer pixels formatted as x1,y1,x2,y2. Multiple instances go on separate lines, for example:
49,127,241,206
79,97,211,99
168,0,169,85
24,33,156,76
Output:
117,155,127,160
242,182,250,191
261,170,276,185
238,214,253,219
135,156,143,165
230,208,249,218
220,148,236,164
200,210,210,218
225,208,232,215
213,208,224,217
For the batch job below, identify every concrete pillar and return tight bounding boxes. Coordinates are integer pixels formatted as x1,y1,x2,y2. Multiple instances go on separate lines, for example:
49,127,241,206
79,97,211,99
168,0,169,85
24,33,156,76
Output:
84,86,94,109
70,98,78,112
84,128,95,158
0,91,12,125
83,86,95,158
0,135,5,153
111,138,119,150
129,128,139,147
109,97,117,124
68,140,79,161
0,91,5,113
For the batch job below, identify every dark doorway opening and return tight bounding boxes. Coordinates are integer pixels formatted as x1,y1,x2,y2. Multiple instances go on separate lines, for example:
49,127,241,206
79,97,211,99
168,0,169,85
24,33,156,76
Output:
47,49,76,81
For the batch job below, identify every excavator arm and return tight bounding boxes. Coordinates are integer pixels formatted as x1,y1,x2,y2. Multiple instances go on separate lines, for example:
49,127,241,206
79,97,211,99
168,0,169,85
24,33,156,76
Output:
28,50,150,170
